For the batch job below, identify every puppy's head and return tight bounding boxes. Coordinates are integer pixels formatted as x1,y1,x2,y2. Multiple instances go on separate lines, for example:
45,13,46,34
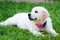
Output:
29,6,50,21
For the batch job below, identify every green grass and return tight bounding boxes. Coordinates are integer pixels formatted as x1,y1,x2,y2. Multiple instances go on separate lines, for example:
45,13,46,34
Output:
0,2,60,40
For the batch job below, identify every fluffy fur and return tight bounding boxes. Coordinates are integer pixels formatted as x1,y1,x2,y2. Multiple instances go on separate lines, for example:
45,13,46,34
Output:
0,6,58,36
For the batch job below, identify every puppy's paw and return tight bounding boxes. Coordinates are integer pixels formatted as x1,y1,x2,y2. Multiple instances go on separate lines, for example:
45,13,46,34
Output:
33,32,44,37
53,33,59,37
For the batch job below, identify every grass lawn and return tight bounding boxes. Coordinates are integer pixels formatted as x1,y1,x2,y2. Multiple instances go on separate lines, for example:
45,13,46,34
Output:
0,2,60,40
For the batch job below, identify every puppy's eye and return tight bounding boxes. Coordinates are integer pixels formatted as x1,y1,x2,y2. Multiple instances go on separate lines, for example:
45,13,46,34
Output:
35,11,38,13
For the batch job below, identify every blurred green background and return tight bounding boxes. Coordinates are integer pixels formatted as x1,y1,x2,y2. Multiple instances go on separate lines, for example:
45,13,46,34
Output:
0,1,60,40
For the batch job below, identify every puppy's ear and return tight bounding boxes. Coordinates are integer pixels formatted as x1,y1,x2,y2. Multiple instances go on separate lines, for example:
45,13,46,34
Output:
42,11,50,20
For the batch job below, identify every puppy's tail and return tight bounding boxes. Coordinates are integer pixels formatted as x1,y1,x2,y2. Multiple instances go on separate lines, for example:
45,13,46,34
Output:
0,17,12,26
0,21,8,26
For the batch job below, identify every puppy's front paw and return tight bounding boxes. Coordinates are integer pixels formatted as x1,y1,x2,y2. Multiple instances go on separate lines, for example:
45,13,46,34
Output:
33,31,44,37
53,33,59,37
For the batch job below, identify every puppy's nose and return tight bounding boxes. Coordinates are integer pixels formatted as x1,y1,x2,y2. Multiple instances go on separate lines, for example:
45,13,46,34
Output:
28,14,31,16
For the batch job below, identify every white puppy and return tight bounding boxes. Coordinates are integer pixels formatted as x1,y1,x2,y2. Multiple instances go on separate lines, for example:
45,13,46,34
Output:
0,6,58,36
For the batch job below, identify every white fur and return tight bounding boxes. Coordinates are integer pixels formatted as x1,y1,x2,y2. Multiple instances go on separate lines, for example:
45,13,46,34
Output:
0,6,58,36
45,17,58,36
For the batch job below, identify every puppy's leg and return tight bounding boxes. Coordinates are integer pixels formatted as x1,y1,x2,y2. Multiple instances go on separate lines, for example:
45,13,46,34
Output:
45,17,58,36
0,17,14,26
27,22,44,36
29,28,44,36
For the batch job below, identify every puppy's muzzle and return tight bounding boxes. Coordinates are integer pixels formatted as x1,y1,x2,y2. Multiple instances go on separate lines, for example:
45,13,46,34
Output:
28,14,37,20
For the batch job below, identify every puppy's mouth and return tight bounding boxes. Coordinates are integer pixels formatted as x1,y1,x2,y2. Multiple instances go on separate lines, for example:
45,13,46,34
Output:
28,14,37,20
